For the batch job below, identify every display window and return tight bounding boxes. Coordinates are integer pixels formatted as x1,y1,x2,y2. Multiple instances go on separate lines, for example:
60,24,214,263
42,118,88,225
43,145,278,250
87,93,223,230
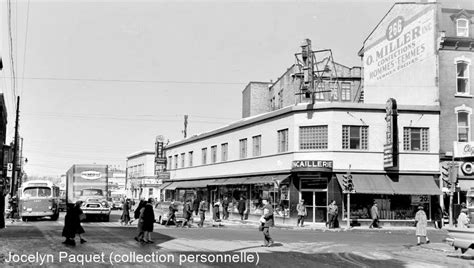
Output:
343,194,431,220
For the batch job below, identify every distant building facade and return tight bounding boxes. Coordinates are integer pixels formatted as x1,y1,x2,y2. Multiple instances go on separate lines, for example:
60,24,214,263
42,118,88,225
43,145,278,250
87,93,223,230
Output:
126,151,161,201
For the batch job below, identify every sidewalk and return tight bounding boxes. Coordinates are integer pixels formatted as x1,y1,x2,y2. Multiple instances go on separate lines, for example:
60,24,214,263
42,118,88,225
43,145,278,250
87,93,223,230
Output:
217,217,450,233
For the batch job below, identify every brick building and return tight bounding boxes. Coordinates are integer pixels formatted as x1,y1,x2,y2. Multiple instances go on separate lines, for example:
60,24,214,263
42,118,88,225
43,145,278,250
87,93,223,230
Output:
359,0,474,211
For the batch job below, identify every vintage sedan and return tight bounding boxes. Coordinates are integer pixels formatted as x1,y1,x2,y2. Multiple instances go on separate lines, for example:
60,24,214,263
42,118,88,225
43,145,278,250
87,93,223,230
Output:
446,227,474,254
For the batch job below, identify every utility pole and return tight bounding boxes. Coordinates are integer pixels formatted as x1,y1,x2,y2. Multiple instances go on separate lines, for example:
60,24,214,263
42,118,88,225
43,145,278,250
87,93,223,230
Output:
10,96,20,197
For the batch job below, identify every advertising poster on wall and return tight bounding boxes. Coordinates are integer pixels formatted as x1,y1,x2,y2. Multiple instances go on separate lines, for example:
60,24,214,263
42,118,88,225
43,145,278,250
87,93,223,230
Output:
361,4,437,105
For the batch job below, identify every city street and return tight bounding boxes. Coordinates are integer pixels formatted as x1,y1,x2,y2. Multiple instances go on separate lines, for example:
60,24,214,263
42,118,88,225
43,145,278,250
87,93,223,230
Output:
1,211,473,267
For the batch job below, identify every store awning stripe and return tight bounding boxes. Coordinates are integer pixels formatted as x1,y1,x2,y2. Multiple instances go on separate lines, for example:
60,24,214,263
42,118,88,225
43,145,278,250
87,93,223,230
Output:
174,179,213,189
163,182,178,190
335,174,442,195
390,175,442,195
157,182,171,190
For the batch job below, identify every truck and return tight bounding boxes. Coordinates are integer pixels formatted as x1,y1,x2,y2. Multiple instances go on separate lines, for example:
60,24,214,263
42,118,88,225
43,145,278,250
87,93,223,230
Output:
66,164,111,221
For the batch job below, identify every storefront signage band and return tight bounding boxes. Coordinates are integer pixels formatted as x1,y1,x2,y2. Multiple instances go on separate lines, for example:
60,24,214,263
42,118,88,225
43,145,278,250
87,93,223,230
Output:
292,160,333,169
453,141,474,158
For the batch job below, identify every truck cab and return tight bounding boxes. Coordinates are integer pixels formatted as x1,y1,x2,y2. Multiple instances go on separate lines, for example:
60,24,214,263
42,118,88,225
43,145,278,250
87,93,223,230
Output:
79,189,111,221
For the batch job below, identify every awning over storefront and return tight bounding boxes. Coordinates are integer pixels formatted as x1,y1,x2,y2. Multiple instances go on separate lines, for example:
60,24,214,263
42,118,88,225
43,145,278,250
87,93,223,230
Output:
163,182,178,190
336,174,442,195
174,179,213,189
157,182,171,190
389,175,442,195
244,174,291,185
336,174,394,194
208,177,248,185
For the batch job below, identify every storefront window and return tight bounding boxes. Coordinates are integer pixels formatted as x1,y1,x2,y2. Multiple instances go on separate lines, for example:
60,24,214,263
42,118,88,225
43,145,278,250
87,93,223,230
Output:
343,194,430,220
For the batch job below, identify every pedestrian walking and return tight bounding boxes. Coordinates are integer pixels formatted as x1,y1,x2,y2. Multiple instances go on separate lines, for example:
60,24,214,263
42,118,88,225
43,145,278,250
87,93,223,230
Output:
134,200,146,242
198,199,208,227
62,201,86,246
142,198,155,243
182,199,193,228
222,196,229,220
193,197,201,216
457,208,470,228
328,200,338,229
296,199,306,227
238,196,246,220
120,199,131,226
260,198,274,247
369,202,380,229
165,200,177,226
414,205,430,246
213,199,221,221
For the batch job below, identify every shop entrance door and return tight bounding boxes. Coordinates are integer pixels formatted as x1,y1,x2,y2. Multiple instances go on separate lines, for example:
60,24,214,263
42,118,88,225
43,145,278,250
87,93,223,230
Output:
301,190,327,223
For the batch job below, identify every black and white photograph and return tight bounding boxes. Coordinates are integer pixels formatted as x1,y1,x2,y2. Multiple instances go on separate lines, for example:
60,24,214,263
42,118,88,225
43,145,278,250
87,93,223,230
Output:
1,0,474,267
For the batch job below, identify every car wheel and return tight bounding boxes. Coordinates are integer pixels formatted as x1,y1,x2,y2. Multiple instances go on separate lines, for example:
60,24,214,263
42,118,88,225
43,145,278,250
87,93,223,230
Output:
51,212,59,221
461,248,468,254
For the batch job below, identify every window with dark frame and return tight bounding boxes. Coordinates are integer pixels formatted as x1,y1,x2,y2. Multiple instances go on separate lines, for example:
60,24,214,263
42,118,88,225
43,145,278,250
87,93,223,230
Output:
180,153,185,168
457,61,469,94
252,135,261,156
278,129,289,153
201,148,207,165
342,125,368,150
341,82,351,101
457,111,470,142
211,145,217,163
188,151,193,167
457,18,469,37
403,127,429,151
221,143,228,161
239,138,247,159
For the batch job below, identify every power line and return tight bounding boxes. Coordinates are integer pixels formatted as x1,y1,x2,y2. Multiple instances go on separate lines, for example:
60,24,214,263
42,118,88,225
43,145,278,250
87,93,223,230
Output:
3,76,246,85
20,0,31,99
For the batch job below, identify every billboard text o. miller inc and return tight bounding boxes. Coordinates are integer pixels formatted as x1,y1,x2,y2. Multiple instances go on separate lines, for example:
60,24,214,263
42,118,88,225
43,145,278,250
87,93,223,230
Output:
362,4,437,105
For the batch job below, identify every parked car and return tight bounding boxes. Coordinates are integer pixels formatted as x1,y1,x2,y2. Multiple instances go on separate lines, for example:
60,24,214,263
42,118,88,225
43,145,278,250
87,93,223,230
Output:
112,199,123,210
446,227,474,254
153,201,184,225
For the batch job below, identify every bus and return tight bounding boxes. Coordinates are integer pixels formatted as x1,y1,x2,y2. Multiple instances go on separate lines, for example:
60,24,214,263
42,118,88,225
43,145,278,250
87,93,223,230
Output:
19,180,60,221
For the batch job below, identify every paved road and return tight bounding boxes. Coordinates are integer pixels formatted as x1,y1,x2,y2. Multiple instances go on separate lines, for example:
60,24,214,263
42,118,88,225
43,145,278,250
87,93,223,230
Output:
1,211,473,267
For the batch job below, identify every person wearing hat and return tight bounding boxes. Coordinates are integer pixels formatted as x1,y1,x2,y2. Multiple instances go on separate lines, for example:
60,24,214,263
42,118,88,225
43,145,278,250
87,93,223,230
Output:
296,199,307,227
369,202,380,229
457,208,470,229
260,197,274,247
414,205,430,246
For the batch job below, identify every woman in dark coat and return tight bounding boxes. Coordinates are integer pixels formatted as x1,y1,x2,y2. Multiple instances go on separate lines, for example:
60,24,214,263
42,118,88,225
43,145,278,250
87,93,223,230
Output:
142,198,155,243
238,197,246,220
120,199,131,225
134,200,146,242
62,201,86,245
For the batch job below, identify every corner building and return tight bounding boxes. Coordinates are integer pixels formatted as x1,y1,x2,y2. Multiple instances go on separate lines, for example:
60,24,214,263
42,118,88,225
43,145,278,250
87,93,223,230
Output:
164,102,441,226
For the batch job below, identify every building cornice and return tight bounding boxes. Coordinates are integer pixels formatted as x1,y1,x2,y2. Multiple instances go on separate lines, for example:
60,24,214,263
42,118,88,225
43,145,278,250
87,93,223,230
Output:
166,103,440,149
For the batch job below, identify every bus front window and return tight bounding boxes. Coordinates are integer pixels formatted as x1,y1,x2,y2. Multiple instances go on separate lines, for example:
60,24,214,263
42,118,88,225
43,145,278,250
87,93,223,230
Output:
23,188,36,198
38,188,51,197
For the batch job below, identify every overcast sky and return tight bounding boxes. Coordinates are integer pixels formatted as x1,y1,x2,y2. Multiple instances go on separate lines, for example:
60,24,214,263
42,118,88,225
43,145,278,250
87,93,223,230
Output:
0,0,399,176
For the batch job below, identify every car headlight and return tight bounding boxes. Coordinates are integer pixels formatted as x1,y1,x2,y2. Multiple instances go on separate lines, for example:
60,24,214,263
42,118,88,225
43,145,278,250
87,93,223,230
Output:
23,206,26,210
48,206,52,210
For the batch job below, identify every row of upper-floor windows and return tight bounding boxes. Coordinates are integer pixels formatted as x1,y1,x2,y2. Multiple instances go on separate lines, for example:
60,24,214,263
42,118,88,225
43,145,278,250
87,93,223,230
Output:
166,125,430,170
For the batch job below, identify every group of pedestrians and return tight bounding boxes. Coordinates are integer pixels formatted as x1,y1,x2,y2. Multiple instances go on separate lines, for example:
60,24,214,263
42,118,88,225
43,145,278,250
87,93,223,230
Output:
133,198,156,243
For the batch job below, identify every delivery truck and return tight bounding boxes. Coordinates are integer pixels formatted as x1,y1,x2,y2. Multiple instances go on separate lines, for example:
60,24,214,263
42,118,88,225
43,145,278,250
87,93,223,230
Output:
66,164,111,221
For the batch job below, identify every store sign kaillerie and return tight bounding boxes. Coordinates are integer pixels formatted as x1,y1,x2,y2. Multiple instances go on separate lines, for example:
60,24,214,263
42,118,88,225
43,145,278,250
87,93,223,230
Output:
453,141,474,158
292,160,333,171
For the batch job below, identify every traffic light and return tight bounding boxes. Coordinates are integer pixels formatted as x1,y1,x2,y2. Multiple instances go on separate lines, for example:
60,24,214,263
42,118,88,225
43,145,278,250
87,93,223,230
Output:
342,174,353,192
